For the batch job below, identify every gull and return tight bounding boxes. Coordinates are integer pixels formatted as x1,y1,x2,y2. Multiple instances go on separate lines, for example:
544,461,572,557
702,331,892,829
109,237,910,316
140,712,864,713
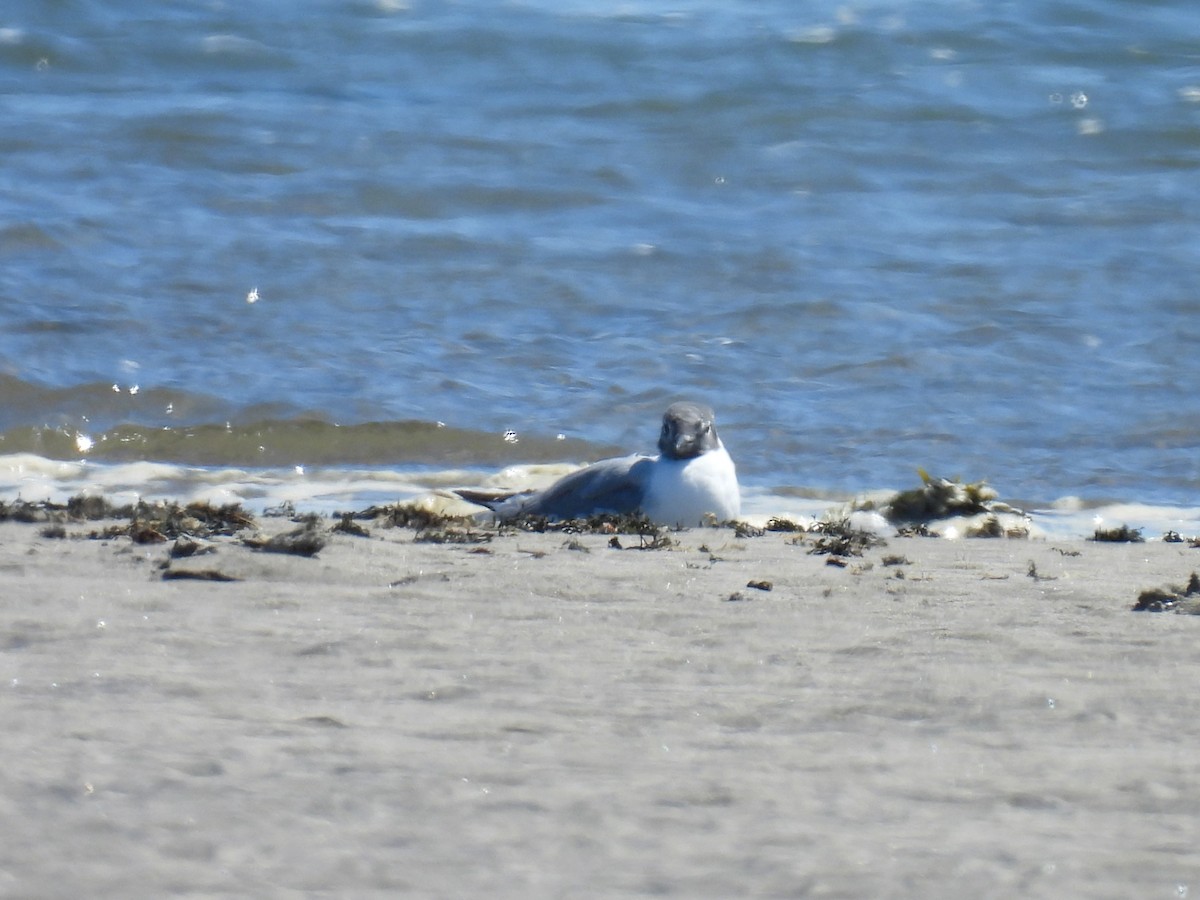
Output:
458,401,740,526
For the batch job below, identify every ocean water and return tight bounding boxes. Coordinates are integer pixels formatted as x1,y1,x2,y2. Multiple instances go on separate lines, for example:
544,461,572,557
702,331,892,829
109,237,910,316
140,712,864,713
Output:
2,0,1199,523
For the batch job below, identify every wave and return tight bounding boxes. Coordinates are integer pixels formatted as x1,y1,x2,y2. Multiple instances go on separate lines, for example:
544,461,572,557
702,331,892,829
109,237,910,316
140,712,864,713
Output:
0,417,607,469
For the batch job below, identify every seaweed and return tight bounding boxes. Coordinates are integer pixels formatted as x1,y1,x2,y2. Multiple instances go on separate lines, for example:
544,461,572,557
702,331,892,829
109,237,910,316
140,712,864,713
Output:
413,527,493,545
1027,561,1056,582
360,503,475,531
806,519,886,557
66,494,133,521
607,530,676,551
162,569,240,582
502,511,677,550
0,499,55,523
884,470,998,522
1089,525,1144,543
170,536,218,559
880,469,1026,528
505,511,661,536
764,517,806,532
733,521,764,538
964,516,1005,538
129,500,256,543
331,514,370,538
1132,573,1200,612
0,494,133,524
244,523,328,557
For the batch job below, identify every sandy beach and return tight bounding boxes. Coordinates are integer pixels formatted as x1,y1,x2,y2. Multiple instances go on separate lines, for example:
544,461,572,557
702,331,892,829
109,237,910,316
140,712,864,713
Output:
2,509,1198,898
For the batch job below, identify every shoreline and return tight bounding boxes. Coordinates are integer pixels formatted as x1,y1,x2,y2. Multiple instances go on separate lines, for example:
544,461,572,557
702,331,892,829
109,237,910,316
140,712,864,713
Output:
3,508,1200,896
4,452,1200,543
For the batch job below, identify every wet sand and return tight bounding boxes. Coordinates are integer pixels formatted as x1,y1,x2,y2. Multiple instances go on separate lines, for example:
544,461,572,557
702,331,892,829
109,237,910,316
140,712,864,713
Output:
2,517,1198,898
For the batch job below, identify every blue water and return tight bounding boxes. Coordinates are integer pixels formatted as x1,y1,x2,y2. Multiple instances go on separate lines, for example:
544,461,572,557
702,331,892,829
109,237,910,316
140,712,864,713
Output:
2,0,1199,506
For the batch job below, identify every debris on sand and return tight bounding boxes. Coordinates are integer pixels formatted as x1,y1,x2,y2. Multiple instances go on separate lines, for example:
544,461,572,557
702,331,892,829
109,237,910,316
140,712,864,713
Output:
883,470,1005,523
851,469,1031,538
65,495,127,520
806,519,886,558
0,499,55,523
125,500,256,544
764,517,806,533
505,511,677,550
169,536,218,559
359,503,475,531
413,527,493,545
1132,573,1200,612
162,569,240,582
732,521,764,538
0,496,122,524
344,502,486,544
1090,524,1144,543
243,522,328,557
607,530,676,551
331,514,370,538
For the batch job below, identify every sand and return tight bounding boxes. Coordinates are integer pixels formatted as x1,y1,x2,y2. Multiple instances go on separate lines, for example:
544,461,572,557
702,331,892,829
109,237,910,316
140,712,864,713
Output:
1,515,1198,898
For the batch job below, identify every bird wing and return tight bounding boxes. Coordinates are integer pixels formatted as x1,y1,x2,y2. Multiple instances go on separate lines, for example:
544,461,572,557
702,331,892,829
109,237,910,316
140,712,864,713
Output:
501,454,654,520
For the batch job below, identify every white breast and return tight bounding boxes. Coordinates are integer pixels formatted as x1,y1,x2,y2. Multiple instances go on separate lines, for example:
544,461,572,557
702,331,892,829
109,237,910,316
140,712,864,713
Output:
641,444,740,527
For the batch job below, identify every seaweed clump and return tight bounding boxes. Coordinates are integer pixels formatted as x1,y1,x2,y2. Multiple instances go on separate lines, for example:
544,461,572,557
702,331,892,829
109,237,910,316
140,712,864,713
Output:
243,521,328,557
0,499,57,523
519,513,677,550
413,527,493,545
502,511,658,535
360,503,475,531
848,469,1031,538
883,469,1010,524
0,494,138,525
765,517,807,533
127,501,256,544
1090,524,1144,543
806,519,886,558
348,503,488,544
1132,573,1200,612
67,495,133,521
493,511,673,549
